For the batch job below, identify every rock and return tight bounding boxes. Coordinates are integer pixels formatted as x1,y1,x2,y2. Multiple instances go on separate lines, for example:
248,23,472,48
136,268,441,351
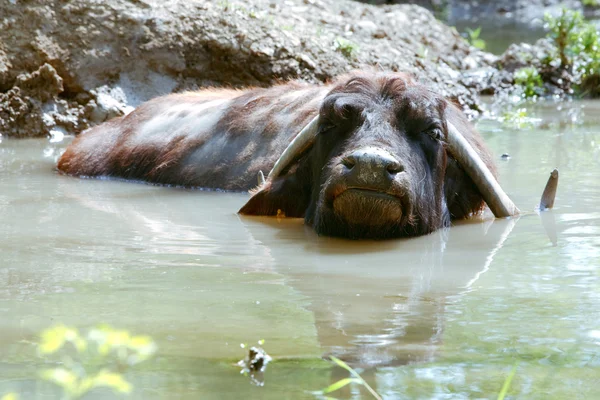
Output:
0,63,89,138
497,39,556,73
353,20,379,34
237,346,272,387
14,63,64,102
0,87,46,138
0,63,65,138
495,36,586,98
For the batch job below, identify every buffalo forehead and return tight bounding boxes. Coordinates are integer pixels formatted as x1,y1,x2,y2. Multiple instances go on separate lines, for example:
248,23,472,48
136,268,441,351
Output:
323,81,444,128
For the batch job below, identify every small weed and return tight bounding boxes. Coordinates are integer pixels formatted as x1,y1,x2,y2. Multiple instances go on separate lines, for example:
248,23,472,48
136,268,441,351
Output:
417,44,430,59
218,0,234,11
320,356,382,400
466,27,486,50
514,67,543,98
334,37,359,59
583,0,599,6
501,108,538,129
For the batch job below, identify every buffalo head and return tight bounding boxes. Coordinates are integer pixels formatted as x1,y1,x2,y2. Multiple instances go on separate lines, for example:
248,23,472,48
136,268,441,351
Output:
240,73,516,239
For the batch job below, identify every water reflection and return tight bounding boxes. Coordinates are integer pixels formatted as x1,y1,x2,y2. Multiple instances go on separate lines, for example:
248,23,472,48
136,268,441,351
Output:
57,166,538,371
239,215,522,369
1,137,538,372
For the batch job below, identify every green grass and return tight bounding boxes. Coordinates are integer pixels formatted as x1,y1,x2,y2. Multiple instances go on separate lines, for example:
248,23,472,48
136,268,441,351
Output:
497,365,518,400
466,26,487,50
334,37,359,59
514,67,543,99
320,356,382,400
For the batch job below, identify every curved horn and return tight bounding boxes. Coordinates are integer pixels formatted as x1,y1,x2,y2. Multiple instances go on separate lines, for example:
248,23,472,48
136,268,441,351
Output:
268,115,320,180
446,122,520,218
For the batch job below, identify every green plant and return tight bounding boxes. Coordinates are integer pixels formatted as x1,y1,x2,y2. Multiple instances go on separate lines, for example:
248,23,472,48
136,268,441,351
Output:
544,9,585,68
37,324,157,399
543,9,600,95
501,108,537,129
416,44,430,59
575,23,600,83
583,0,599,6
334,37,359,59
497,364,518,400
218,0,233,10
320,356,382,400
514,67,543,98
465,27,486,50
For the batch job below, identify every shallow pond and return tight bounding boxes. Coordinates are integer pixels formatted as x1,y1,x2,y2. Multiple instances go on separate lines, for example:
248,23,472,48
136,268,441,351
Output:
1,101,599,399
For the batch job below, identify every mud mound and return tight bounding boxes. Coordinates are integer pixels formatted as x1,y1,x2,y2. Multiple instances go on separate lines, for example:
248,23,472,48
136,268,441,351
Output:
0,0,495,138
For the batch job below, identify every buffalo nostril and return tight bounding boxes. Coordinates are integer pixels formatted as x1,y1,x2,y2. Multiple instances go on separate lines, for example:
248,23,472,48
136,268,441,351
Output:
341,156,356,169
386,161,404,175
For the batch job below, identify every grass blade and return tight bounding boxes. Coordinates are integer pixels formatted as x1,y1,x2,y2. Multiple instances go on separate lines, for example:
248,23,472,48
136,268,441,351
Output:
497,364,518,400
328,356,382,400
322,378,361,394
329,356,354,374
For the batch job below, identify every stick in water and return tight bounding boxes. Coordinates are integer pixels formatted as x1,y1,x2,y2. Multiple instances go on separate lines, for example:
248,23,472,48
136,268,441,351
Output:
539,169,559,210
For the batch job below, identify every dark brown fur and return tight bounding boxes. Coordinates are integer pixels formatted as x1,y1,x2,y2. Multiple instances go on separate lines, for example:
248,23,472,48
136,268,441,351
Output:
58,72,497,239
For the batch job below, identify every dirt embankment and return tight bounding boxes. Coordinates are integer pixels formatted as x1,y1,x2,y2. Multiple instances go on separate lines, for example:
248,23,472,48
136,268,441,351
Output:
0,0,499,138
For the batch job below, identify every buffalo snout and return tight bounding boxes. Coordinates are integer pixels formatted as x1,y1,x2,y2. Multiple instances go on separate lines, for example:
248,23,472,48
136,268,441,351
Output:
341,147,404,188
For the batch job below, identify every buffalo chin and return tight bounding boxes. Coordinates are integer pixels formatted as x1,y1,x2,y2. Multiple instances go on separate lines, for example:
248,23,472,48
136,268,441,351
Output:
333,189,403,225
313,189,408,239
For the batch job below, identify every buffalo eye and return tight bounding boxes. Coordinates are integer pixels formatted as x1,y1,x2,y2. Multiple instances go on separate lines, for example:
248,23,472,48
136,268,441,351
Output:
319,122,337,134
333,101,363,123
423,125,443,141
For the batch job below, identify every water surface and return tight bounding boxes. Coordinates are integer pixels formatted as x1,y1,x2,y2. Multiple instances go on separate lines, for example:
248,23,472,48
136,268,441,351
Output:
1,101,599,399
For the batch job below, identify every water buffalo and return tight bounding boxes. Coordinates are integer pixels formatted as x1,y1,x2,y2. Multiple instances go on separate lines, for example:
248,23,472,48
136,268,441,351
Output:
58,72,518,239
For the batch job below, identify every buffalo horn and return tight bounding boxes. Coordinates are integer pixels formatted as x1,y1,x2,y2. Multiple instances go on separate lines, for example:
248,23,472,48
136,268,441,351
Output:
269,116,520,218
268,115,320,180
446,122,520,218
257,170,266,186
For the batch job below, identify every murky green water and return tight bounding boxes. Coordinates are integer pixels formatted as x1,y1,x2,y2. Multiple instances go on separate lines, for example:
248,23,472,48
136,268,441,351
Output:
454,21,545,55
1,101,599,399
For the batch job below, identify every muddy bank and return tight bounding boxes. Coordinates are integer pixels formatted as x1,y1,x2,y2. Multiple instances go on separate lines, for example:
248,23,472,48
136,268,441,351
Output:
2,0,587,139
0,0,504,138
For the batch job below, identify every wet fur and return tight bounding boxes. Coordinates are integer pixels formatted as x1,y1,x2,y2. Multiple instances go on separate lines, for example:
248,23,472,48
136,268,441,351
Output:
58,72,497,239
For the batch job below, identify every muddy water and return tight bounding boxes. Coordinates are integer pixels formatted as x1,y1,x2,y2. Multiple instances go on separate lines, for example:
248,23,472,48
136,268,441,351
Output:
1,101,599,399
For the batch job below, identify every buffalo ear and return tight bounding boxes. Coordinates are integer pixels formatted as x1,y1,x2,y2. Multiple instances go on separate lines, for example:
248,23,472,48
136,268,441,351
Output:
238,176,310,218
